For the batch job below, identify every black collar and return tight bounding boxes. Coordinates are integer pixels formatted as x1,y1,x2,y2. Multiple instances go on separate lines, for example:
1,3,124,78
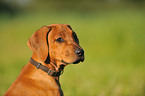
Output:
29,57,63,77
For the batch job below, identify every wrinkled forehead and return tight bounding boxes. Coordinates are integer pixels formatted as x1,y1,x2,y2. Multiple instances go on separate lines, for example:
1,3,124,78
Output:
50,24,73,38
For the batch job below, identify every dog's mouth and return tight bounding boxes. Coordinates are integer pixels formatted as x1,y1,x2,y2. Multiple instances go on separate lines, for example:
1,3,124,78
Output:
73,59,81,64
61,60,69,64
61,57,84,64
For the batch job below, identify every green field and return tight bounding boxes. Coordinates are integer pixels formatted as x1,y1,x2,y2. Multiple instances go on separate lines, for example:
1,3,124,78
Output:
0,9,145,96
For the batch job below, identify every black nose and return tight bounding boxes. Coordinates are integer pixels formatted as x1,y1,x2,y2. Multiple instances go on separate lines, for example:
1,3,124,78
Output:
75,49,84,56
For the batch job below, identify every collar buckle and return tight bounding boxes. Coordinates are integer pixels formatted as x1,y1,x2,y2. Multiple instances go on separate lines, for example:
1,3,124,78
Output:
36,63,41,69
47,69,52,75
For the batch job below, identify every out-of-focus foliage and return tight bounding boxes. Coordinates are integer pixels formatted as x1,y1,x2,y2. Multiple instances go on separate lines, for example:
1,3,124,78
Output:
1,0,145,15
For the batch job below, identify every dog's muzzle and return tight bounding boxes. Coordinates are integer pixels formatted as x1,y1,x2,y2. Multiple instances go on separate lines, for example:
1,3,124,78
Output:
73,49,84,64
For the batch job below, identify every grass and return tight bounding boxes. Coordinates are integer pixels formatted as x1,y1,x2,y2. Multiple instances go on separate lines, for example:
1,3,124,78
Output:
0,9,145,96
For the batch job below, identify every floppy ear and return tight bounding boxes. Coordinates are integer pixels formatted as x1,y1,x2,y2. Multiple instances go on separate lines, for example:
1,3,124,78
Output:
27,26,51,63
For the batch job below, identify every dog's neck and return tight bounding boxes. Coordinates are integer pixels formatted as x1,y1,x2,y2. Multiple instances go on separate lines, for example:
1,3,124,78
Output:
32,53,65,70
31,54,65,80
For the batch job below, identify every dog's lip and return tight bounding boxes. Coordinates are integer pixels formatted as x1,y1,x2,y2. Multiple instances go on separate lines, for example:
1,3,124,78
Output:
73,58,84,64
61,58,84,64
73,59,81,64
61,60,69,64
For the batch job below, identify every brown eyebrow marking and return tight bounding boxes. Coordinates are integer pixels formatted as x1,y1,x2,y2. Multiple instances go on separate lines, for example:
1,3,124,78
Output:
58,32,65,36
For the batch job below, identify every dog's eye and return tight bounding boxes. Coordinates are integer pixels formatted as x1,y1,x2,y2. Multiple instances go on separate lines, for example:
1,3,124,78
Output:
56,37,64,43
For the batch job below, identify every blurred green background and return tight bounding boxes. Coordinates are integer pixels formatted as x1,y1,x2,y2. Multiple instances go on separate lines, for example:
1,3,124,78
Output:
0,0,145,96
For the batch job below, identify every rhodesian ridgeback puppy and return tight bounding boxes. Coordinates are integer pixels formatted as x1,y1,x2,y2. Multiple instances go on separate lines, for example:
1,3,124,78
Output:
4,24,84,96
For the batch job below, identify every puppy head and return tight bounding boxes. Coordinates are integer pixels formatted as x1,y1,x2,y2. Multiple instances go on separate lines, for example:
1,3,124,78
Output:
27,24,84,68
